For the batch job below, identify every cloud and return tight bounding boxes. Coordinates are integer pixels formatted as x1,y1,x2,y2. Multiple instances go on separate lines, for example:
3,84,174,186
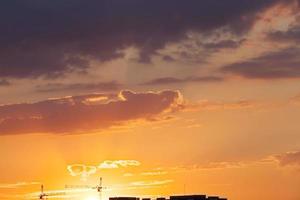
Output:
142,76,224,86
163,162,245,174
120,151,300,182
274,151,300,166
221,15,300,80
0,90,183,135
186,100,258,112
126,162,245,179
269,22,300,43
0,0,291,79
201,39,246,50
0,182,40,189
130,180,173,186
35,81,122,93
67,160,140,180
141,171,168,176
99,160,141,169
194,162,245,170
67,164,97,181
221,48,300,79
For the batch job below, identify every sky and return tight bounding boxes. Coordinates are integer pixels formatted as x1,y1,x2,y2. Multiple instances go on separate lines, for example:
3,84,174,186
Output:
1,0,300,200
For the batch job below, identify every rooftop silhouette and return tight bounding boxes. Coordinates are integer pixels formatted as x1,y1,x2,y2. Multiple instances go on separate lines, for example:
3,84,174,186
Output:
110,194,227,200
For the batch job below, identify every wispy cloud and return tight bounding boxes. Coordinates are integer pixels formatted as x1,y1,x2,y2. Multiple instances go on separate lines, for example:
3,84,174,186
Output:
0,182,40,189
67,160,141,180
142,76,224,86
99,160,141,169
221,47,300,79
184,99,259,112
130,180,174,186
35,81,122,93
140,171,168,176
67,164,97,181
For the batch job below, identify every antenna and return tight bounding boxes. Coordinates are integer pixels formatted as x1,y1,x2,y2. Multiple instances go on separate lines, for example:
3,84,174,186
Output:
39,184,47,200
98,177,103,200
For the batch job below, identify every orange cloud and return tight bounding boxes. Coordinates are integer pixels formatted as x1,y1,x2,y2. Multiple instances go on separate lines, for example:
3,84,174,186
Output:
0,90,183,135
184,99,258,112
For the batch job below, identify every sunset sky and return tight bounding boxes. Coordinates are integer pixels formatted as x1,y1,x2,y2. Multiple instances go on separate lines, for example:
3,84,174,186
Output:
1,1,300,200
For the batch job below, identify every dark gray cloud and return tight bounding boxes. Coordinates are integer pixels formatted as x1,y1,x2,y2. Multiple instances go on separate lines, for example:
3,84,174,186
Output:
0,0,291,79
35,81,121,93
0,90,183,135
268,16,300,43
222,18,300,80
269,27,300,43
221,48,300,79
160,39,246,63
143,76,224,85
162,55,176,62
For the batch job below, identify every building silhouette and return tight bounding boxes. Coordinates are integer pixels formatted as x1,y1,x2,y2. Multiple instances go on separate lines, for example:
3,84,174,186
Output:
110,197,140,200
110,194,227,200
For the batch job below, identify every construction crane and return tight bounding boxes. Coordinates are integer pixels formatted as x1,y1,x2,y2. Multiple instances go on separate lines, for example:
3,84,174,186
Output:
38,184,66,199
39,185,47,200
65,177,105,200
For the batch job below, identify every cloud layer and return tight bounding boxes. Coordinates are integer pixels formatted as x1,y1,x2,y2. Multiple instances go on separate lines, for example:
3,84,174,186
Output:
221,7,300,80
0,90,183,135
0,0,291,79
35,81,122,93
222,48,300,79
